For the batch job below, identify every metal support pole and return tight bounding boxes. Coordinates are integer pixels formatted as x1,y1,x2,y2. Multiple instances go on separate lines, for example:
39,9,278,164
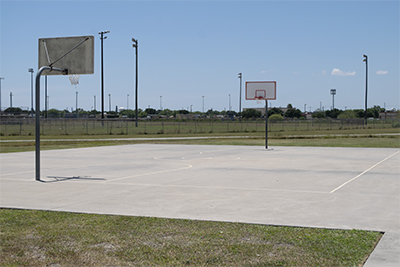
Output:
238,73,242,116
132,38,139,127
35,66,64,181
265,100,268,149
45,76,48,118
363,54,368,125
101,35,104,119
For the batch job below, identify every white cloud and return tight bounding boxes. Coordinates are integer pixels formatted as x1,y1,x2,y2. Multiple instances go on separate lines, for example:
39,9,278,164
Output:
331,68,356,76
376,70,388,75
321,70,327,76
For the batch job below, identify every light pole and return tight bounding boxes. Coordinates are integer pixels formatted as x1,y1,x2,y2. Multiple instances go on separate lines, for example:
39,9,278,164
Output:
9,92,13,107
0,77,4,112
330,89,336,110
28,68,34,117
94,95,96,111
363,54,368,125
238,73,242,115
99,30,110,120
108,94,111,112
132,38,138,127
75,91,78,118
127,94,129,110
160,95,162,110
228,94,231,111
202,96,205,113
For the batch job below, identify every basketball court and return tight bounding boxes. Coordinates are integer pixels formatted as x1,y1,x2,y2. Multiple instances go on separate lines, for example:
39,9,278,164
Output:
0,144,399,266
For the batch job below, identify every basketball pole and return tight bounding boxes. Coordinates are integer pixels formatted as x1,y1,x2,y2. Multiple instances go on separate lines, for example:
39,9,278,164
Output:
35,66,64,181
265,100,268,149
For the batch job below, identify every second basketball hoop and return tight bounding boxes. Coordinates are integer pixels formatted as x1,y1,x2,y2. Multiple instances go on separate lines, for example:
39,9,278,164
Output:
245,81,276,101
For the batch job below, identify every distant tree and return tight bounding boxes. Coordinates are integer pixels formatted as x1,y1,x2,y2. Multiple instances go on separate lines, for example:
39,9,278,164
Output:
4,107,22,114
368,105,385,118
284,108,302,118
177,109,189,114
145,108,157,115
206,109,220,116
269,114,284,121
325,109,342,119
268,107,284,117
138,110,147,118
159,109,174,117
242,109,262,119
337,110,356,119
120,109,136,118
287,103,293,109
47,108,61,118
312,111,325,118
353,109,365,118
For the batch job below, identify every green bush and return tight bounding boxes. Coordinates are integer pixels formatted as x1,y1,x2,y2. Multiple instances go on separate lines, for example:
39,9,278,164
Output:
269,114,284,121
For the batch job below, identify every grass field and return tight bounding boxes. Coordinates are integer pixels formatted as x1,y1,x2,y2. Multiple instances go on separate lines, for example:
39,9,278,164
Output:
0,209,382,267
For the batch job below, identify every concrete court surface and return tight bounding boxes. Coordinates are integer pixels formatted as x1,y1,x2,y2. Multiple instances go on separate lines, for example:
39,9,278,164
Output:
1,144,399,266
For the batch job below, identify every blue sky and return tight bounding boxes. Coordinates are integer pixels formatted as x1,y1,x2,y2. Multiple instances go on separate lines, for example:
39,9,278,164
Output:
1,0,399,113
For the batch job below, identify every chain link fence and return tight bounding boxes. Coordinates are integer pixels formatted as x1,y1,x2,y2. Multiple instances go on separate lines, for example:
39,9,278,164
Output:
1,118,398,137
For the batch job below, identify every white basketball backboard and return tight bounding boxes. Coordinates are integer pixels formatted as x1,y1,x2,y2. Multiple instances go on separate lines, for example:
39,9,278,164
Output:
245,81,276,100
38,35,94,76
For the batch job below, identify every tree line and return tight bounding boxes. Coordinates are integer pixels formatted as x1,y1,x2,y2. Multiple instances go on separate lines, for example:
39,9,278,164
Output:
2,104,393,120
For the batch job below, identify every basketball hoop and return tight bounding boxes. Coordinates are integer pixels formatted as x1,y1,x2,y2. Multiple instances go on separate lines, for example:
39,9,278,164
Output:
255,96,264,104
68,74,81,87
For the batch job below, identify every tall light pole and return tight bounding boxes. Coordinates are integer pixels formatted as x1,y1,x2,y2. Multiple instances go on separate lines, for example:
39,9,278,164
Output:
99,31,110,120
202,96,205,113
132,38,138,127
238,73,242,116
94,95,96,111
9,92,13,107
28,68,34,117
0,77,4,112
127,94,129,110
160,95,162,110
363,54,368,125
108,94,111,112
330,89,336,110
228,94,231,111
76,91,78,118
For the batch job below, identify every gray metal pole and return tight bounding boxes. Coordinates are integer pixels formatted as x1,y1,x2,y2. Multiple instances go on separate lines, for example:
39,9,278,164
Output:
265,100,268,149
29,68,34,117
363,54,368,125
45,76,47,118
35,66,63,181
238,73,242,116
0,77,3,112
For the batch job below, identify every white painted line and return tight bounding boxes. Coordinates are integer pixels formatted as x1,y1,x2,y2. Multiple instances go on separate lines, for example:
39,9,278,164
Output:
96,182,329,194
330,151,399,193
101,164,193,183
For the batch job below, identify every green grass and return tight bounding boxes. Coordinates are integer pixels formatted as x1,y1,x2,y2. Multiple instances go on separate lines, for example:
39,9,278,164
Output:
0,209,382,267
1,133,399,153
